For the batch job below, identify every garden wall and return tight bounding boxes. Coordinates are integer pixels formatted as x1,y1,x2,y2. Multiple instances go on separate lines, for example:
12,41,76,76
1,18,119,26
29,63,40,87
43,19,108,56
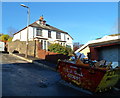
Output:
8,40,36,57
8,40,69,63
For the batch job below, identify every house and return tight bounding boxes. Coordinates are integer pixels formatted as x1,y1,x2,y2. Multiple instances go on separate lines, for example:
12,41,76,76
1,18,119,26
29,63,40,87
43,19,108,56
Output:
8,16,73,63
12,16,73,50
75,34,120,66
0,41,5,51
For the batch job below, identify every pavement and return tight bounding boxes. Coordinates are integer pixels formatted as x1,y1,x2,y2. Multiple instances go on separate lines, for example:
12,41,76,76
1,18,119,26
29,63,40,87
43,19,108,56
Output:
9,53,57,71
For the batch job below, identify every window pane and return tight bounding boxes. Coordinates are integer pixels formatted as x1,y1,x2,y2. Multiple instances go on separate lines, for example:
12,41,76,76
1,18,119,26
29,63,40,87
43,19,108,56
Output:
56,32,61,39
48,30,51,38
36,28,42,36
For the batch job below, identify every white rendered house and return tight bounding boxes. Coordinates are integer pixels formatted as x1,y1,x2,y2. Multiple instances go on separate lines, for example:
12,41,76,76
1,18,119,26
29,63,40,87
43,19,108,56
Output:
12,16,73,50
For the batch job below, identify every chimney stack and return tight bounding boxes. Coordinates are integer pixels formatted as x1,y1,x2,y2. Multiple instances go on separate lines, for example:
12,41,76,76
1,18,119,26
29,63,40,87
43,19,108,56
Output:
39,16,46,25
42,20,46,25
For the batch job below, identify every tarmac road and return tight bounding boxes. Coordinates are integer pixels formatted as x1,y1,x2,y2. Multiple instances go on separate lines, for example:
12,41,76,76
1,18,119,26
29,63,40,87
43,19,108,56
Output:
1,53,120,96
1,53,89,96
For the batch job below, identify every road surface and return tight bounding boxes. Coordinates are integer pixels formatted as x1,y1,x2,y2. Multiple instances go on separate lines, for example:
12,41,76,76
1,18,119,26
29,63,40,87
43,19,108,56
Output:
1,53,120,96
1,53,89,96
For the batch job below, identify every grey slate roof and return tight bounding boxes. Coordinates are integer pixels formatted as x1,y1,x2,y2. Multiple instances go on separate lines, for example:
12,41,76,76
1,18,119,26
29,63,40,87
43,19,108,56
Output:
30,22,68,34
13,21,73,39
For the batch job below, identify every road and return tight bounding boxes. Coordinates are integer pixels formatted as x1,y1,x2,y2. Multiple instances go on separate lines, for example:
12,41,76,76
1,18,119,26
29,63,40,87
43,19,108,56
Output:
1,53,89,96
1,53,120,96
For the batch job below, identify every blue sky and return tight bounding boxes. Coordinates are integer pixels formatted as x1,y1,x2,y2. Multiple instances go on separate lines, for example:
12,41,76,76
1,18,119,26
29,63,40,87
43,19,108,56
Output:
2,2,118,44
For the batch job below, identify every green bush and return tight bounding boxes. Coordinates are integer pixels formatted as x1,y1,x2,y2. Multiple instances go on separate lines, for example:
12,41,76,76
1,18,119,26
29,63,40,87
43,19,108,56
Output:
7,37,13,42
0,34,13,42
0,34,10,41
48,43,73,56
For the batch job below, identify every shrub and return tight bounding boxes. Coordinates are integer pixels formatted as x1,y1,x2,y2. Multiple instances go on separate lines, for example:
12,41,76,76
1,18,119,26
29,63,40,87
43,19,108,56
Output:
48,43,73,56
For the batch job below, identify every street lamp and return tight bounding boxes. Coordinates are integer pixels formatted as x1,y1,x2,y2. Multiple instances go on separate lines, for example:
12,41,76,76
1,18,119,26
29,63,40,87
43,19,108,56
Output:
20,4,30,58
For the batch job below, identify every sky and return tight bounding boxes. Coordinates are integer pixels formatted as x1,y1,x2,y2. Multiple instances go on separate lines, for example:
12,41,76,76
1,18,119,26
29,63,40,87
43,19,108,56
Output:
2,2,118,44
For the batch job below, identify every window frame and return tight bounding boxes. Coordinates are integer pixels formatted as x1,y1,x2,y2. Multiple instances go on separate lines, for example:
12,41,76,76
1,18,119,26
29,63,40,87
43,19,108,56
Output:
56,32,61,39
36,28,42,36
48,30,51,38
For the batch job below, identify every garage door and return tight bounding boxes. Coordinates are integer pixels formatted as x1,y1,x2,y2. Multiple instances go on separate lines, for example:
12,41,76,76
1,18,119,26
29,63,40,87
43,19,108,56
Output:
98,45,120,63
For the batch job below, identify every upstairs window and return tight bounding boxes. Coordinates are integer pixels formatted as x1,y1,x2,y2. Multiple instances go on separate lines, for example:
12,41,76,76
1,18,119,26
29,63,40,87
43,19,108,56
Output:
56,32,61,39
36,28,42,36
48,30,51,38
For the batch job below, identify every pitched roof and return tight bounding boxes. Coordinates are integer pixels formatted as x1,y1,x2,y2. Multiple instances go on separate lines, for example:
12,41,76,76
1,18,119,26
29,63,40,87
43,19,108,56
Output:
75,35,120,53
30,22,68,34
13,21,73,39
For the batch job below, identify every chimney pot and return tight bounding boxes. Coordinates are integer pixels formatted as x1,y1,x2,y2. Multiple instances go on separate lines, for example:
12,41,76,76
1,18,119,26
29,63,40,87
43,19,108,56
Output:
40,16,44,21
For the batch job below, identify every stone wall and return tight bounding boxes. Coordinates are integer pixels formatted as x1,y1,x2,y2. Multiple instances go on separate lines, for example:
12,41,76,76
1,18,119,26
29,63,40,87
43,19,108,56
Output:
8,40,69,63
8,40,36,57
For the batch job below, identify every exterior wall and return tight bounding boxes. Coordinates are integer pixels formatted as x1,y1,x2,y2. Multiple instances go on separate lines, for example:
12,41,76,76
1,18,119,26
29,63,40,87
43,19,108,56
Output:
20,28,27,41
90,47,99,60
12,27,34,41
80,46,90,56
8,40,36,56
8,40,69,64
42,29,48,38
34,29,73,50
34,29,48,39
51,31,56,40
28,27,34,41
12,24,73,49
12,32,21,41
61,33,65,41
65,34,73,49
0,41,5,51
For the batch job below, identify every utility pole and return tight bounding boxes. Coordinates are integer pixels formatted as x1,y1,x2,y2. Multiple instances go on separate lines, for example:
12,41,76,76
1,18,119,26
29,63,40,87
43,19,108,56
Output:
20,4,30,58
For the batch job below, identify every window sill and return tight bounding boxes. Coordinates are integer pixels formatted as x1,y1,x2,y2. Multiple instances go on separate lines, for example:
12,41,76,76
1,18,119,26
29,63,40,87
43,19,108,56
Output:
36,35,43,37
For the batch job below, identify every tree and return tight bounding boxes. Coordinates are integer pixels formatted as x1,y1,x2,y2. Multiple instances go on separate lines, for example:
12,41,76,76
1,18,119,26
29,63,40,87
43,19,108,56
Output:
0,34,13,42
7,37,13,42
7,27,17,37
73,42,84,51
48,43,73,56
0,33,3,36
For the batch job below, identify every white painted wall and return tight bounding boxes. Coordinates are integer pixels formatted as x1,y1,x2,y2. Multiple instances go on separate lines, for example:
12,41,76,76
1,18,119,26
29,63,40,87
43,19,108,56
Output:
28,27,34,41
12,27,34,41
42,29,48,38
51,31,56,40
20,28,27,41
0,41,5,51
12,25,73,49
65,34,73,49
61,33,65,41
12,32,21,41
